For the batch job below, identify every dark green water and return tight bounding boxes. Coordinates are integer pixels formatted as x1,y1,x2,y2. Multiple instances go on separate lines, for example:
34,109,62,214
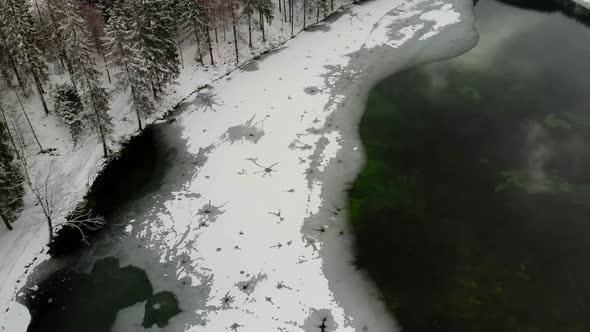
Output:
350,0,590,331
21,257,180,332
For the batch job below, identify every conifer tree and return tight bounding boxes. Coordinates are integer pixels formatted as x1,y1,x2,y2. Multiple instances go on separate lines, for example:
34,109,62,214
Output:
54,84,84,144
0,25,22,87
0,0,49,115
56,0,96,87
303,0,313,29
257,0,274,42
86,84,113,158
57,0,113,157
315,0,330,23
0,104,24,229
104,0,153,131
229,0,241,64
138,0,180,98
81,3,112,83
46,0,78,89
241,0,256,47
178,0,214,65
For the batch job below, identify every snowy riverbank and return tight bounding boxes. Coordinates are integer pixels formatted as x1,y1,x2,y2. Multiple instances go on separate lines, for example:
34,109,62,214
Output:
1,0,478,330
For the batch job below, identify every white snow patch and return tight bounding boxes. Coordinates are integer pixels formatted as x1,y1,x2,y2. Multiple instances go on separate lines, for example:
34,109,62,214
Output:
420,3,462,40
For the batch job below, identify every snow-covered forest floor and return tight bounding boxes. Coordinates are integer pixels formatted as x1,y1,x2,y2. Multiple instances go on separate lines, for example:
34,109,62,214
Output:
1,0,480,330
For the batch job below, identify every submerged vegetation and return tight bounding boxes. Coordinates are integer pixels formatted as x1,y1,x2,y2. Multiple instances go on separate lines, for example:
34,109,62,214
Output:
350,0,590,331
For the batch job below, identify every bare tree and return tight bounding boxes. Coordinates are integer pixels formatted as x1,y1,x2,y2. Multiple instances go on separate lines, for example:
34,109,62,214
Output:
28,163,104,244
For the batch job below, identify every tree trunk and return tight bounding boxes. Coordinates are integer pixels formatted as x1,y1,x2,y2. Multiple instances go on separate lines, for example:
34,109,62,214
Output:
317,6,320,23
151,81,158,99
202,0,215,66
34,0,43,27
32,72,49,115
232,12,239,64
46,215,53,244
178,42,185,69
207,29,215,66
194,19,203,65
10,116,31,183
303,0,307,29
94,108,109,158
63,55,78,92
14,91,44,152
196,35,203,65
87,80,109,158
248,14,252,47
0,107,21,161
1,214,12,231
260,11,266,42
207,27,215,65
283,0,287,21
101,51,112,84
130,87,143,131
278,0,281,13
11,118,28,168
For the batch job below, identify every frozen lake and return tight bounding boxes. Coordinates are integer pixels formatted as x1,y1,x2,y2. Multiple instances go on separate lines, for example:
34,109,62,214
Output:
11,0,581,330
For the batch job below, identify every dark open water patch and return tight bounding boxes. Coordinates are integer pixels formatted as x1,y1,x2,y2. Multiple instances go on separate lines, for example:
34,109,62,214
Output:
50,123,183,256
350,0,590,331
18,120,197,331
18,257,180,332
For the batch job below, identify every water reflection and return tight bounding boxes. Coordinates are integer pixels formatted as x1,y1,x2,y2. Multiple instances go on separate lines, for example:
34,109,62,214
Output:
351,0,590,331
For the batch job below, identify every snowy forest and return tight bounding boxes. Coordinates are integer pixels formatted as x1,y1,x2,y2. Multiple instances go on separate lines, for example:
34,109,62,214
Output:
0,0,345,233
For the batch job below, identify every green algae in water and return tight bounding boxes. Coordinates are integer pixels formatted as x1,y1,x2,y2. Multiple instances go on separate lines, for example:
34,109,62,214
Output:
349,0,590,331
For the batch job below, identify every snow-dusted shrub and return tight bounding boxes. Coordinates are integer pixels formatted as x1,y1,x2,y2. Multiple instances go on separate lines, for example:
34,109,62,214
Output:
54,84,84,144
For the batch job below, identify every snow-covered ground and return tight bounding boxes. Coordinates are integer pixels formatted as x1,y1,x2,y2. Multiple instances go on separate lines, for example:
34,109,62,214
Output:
573,0,590,9
1,0,478,330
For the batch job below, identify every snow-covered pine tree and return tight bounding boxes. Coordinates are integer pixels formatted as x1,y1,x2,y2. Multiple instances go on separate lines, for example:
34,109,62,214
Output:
241,0,256,47
302,0,313,29
178,0,214,66
138,0,180,98
0,106,24,229
85,84,113,158
55,0,97,88
54,84,84,144
201,0,215,65
80,2,112,83
315,0,330,23
0,0,49,114
103,0,153,131
0,36,14,86
229,0,241,64
56,0,113,157
256,0,274,42
46,0,78,88
0,6,25,88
